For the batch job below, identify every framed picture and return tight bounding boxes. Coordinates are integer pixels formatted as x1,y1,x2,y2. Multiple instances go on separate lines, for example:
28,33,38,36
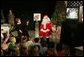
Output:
33,13,41,21
66,8,79,19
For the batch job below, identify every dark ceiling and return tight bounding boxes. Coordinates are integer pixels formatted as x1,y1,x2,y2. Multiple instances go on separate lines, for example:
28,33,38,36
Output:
1,0,56,18
1,0,56,30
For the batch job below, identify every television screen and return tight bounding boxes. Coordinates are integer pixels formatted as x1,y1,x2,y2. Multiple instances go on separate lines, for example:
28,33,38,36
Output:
66,8,78,19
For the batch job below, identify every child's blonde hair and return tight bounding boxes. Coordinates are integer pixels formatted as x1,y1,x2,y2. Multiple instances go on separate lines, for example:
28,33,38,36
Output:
10,37,16,43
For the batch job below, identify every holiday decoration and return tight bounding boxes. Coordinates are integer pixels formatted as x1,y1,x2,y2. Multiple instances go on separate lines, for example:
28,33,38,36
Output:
39,15,52,38
34,13,41,38
34,13,41,21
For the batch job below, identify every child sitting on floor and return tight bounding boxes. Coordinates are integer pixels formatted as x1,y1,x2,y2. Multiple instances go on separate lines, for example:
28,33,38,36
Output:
56,43,65,56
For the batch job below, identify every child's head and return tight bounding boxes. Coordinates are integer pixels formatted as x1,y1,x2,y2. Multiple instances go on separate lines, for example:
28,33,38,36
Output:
21,46,28,56
15,17,21,24
34,38,39,43
14,46,20,56
33,45,40,56
1,49,3,56
12,46,20,56
23,35,29,41
48,41,55,48
10,37,16,43
56,43,63,51
33,45,40,52
1,42,8,50
26,36,29,41
41,37,47,42
41,38,47,47
21,35,27,43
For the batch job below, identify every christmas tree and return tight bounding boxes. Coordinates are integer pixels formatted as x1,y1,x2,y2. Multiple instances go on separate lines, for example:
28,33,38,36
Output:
51,1,66,26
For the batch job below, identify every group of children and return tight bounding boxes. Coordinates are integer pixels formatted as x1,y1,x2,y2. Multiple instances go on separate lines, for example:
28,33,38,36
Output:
1,15,66,56
1,33,65,56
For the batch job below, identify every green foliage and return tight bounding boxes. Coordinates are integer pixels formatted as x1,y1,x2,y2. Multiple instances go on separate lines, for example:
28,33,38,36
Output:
51,1,66,26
